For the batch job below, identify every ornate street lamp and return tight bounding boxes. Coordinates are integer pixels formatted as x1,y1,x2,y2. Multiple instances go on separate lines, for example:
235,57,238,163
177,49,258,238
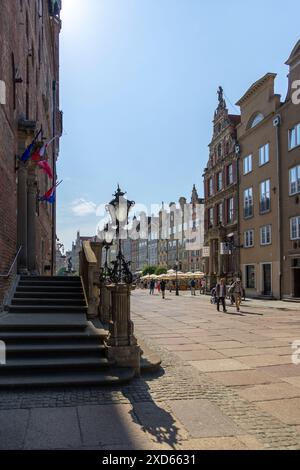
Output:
105,185,135,285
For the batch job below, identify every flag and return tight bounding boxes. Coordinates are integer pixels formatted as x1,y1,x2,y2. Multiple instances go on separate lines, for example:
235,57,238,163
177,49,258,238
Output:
39,180,62,204
39,186,56,203
20,129,42,162
31,136,57,162
37,160,53,178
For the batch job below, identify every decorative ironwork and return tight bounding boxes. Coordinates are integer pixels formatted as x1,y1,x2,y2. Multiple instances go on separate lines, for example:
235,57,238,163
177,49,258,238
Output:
101,187,135,285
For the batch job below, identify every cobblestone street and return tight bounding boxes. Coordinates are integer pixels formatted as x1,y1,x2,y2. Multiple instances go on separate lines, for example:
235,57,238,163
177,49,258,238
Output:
1,291,300,450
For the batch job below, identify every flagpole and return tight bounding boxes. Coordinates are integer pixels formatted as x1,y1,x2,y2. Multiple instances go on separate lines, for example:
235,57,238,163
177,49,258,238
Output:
51,80,57,276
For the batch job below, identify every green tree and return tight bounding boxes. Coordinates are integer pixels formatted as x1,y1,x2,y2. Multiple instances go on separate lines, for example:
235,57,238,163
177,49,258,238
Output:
142,265,157,276
155,266,168,276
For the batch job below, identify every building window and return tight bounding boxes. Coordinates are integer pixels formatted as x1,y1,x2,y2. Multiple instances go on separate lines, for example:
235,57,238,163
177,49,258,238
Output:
244,230,254,248
259,143,270,166
227,164,233,185
289,123,300,150
249,113,264,129
244,188,253,218
289,165,300,195
260,225,272,246
291,216,300,240
245,265,256,289
209,208,214,227
260,179,271,213
218,143,222,158
243,154,252,175
217,172,223,191
208,177,213,197
227,198,234,224
217,203,223,224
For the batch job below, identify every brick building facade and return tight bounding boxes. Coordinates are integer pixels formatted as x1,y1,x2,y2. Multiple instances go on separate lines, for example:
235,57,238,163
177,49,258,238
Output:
0,0,62,306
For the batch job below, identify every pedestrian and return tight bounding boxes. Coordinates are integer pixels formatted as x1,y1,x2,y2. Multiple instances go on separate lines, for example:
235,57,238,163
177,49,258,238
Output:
190,279,196,296
157,281,161,294
149,279,155,295
160,279,166,299
231,278,243,312
210,286,217,304
216,278,227,313
169,281,173,293
200,278,206,295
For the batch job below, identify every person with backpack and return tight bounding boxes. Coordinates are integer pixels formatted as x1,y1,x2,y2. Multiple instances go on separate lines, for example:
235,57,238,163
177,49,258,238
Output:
160,279,166,299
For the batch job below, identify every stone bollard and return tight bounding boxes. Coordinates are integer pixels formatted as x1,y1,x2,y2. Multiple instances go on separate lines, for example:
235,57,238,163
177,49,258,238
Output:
105,283,141,376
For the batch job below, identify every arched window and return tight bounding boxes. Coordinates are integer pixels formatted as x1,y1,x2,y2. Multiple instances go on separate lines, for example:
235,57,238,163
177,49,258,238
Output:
249,113,264,129
218,143,223,158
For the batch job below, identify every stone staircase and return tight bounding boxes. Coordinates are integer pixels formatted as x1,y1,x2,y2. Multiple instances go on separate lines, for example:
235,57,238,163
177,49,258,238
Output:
0,276,135,387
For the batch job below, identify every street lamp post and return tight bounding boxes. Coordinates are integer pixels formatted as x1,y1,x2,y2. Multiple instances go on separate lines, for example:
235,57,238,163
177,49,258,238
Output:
175,259,179,296
104,186,140,376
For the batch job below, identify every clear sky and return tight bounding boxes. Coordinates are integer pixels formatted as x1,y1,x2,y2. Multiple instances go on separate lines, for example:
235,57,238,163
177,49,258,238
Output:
57,0,300,251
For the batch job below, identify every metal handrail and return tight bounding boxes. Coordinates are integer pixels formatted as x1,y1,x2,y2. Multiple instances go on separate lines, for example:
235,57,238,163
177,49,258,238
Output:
0,246,23,278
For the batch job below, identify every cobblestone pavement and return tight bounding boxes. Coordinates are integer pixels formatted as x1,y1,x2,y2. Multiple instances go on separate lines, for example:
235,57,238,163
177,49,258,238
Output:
0,291,300,450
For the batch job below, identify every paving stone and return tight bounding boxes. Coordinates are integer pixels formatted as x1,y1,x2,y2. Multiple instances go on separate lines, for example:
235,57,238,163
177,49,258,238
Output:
173,350,225,361
167,399,242,438
191,359,252,373
256,398,300,425
235,355,291,368
164,343,209,352
0,409,29,450
24,407,81,449
257,364,300,378
175,436,248,450
205,341,245,350
282,377,300,388
204,370,278,386
77,404,150,448
236,383,300,402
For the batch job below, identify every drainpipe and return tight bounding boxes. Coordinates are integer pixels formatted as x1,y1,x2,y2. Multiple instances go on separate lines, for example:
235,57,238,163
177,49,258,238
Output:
273,114,282,299
51,80,57,276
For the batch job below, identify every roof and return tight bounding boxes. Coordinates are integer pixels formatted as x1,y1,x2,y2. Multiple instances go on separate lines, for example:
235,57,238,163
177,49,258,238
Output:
285,40,300,66
236,73,277,107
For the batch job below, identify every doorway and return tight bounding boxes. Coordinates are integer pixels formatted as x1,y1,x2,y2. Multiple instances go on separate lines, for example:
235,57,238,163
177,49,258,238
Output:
294,269,300,297
262,263,272,296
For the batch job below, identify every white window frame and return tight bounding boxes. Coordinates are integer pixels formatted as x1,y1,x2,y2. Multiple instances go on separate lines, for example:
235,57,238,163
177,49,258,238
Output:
259,143,270,166
289,165,300,196
227,164,233,185
244,187,253,218
217,171,223,191
291,216,300,240
244,230,254,248
243,154,252,175
260,179,271,213
260,225,272,246
209,208,214,227
289,123,300,150
208,177,213,196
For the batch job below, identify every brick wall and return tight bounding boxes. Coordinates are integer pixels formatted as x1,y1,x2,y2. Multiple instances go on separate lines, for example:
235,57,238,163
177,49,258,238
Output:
0,0,61,304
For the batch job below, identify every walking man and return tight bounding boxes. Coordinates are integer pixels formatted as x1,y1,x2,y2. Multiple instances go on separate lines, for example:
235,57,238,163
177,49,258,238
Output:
190,279,196,296
216,278,227,313
231,278,243,312
160,279,166,299
149,279,155,295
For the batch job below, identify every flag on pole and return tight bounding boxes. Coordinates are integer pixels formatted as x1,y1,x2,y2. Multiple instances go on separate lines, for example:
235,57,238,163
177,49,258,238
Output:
31,136,58,162
39,180,62,204
37,160,53,179
20,129,42,162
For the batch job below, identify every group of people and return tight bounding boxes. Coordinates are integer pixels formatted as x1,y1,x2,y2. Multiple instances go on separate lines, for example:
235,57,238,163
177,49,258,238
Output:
211,278,245,313
149,279,167,298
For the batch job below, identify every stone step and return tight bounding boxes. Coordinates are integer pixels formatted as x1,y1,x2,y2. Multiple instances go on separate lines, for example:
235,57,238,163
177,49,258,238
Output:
0,313,87,330
8,305,87,314
1,356,111,370
5,342,105,354
18,281,82,288
14,292,85,299
0,368,135,388
11,298,86,306
20,276,81,282
16,286,82,292
0,327,107,341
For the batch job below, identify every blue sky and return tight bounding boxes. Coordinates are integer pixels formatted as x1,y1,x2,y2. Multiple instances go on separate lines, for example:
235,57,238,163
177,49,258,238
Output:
57,0,300,251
